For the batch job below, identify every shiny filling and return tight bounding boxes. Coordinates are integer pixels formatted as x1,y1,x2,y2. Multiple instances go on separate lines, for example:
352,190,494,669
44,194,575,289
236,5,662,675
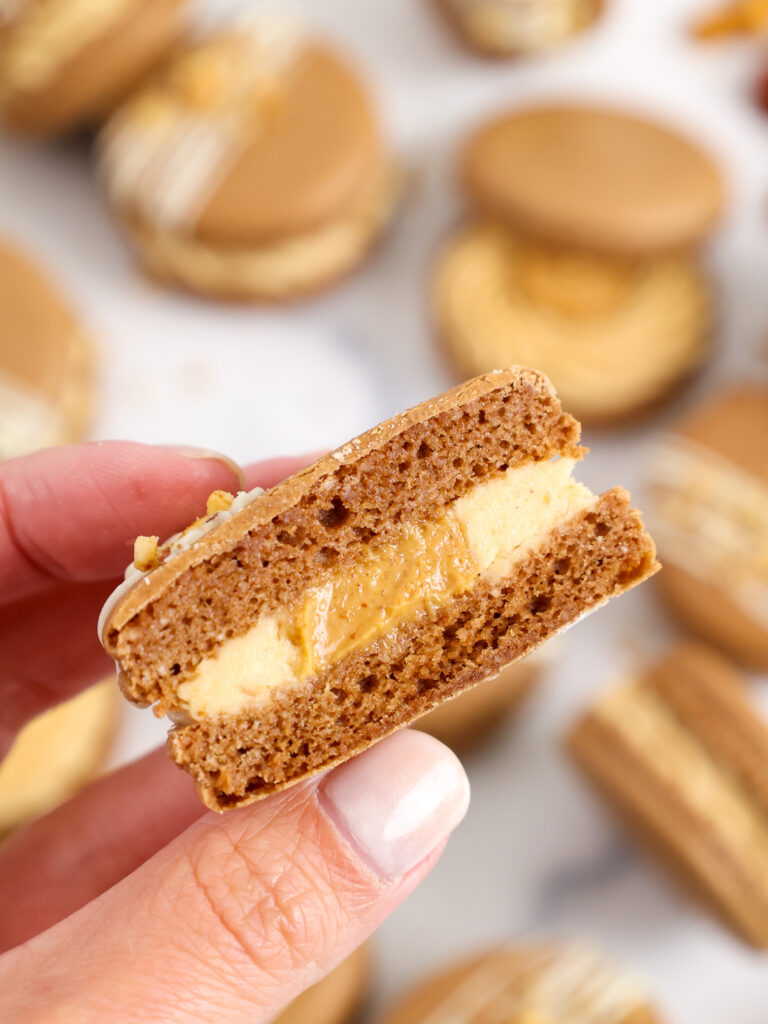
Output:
176,457,593,718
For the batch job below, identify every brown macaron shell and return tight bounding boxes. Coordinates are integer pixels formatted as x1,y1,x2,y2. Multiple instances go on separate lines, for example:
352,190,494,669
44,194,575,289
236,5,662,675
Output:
460,105,724,256
191,45,386,247
415,656,540,751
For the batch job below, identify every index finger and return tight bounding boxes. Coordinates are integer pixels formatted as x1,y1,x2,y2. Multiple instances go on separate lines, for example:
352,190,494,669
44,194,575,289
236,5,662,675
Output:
0,442,312,607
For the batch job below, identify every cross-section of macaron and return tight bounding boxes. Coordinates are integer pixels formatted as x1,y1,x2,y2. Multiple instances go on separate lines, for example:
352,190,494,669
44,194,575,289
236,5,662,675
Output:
100,367,657,810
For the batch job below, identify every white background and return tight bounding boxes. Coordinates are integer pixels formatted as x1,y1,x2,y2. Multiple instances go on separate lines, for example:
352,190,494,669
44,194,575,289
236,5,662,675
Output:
3,0,768,1018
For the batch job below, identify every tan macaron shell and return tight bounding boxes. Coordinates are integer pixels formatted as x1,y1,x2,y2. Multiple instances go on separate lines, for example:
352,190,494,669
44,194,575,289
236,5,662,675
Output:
655,385,768,670
0,239,95,449
0,0,188,137
194,45,385,246
461,105,724,255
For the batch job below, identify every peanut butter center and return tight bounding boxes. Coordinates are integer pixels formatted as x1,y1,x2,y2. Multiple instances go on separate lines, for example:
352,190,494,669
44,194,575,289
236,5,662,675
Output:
297,515,477,673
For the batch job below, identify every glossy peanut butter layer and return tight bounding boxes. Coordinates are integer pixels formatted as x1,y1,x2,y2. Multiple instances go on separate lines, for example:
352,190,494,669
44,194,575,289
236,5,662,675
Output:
177,456,592,719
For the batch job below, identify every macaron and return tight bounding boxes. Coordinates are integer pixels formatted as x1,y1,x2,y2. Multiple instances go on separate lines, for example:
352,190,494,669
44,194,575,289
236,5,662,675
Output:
0,681,118,835
98,18,400,302
431,0,604,58
0,0,189,137
646,383,768,670
275,945,371,1024
99,366,657,812
379,941,663,1023
434,104,723,426
568,643,768,948
0,238,95,459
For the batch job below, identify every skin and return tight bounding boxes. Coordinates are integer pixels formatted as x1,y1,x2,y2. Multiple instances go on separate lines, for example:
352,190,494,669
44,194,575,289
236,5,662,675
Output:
0,442,458,1023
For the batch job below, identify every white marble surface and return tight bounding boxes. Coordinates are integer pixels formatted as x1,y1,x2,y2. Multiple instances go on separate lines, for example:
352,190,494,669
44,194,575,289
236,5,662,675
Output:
2,0,768,1019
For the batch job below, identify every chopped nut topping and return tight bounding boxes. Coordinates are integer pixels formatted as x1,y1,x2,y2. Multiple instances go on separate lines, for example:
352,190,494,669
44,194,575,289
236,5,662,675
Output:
133,535,160,572
206,490,235,515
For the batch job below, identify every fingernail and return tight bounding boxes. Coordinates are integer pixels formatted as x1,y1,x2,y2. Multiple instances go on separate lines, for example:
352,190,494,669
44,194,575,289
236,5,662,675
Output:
157,445,245,488
319,730,470,881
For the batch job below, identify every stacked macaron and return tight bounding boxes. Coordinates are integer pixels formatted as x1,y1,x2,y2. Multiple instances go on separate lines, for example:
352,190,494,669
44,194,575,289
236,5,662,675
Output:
96,17,399,302
434,104,724,426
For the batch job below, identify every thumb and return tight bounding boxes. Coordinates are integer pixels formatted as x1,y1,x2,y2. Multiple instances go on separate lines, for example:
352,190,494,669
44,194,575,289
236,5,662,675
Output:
1,730,469,1024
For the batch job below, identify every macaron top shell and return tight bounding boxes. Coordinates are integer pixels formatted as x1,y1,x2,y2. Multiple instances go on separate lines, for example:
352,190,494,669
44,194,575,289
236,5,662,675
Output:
102,30,385,246
197,47,384,245
461,104,724,255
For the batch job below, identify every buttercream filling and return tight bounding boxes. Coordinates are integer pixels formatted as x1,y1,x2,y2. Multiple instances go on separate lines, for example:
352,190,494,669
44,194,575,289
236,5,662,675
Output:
0,367,65,458
595,682,768,893
648,435,768,626
435,223,709,419
446,0,592,50
176,457,593,719
127,166,400,297
414,945,647,1024
0,0,135,98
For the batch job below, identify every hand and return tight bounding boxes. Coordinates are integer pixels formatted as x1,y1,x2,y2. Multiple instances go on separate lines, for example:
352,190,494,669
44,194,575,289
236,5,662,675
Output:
0,442,469,1024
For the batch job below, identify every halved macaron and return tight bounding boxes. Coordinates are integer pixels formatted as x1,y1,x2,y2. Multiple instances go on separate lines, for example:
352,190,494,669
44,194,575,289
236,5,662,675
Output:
100,367,657,811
